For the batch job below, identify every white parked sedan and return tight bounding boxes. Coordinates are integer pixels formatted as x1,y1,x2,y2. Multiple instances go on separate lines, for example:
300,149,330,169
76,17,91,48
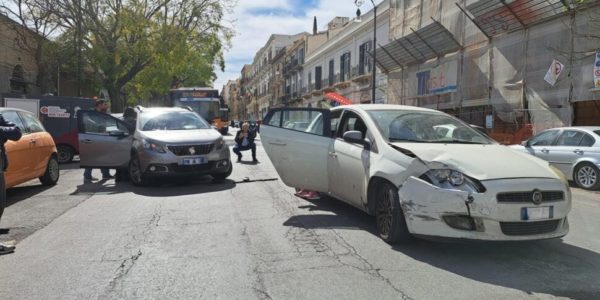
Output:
509,126,600,190
261,105,571,244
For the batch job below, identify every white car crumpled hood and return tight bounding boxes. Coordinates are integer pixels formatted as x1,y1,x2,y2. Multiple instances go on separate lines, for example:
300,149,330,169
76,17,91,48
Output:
390,143,558,181
140,129,220,144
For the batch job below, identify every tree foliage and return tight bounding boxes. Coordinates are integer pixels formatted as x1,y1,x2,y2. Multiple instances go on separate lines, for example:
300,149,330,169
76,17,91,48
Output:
3,0,234,112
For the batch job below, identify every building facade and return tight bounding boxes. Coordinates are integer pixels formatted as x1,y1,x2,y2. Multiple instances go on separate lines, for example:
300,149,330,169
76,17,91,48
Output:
382,0,600,142
0,14,42,96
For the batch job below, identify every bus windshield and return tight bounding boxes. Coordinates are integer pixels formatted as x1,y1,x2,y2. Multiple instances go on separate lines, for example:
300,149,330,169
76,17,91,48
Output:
173,98,220,123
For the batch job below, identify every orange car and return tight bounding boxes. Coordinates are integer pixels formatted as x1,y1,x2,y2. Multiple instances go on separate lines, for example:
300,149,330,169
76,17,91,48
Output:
0,107,59,221
1,108,59,188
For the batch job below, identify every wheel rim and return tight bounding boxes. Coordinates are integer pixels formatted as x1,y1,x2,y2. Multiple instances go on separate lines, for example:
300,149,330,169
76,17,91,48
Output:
49,159,59,181
577,166,597,188
376,186,394,239
129,158,142,184
57,149,71,163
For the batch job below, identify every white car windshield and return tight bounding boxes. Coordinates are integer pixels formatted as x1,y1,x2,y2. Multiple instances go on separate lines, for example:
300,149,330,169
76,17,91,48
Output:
140,111,210,131
368,110,492,144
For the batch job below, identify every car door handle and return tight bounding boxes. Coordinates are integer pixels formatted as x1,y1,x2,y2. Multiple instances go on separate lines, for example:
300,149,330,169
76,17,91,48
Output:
573,149,584,154
29,139,36,144
268,140,286,146
541,149,549,153
328,151,338,158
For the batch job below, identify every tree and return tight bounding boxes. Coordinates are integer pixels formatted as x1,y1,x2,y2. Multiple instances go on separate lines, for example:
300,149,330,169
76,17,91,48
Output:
5,0,234,112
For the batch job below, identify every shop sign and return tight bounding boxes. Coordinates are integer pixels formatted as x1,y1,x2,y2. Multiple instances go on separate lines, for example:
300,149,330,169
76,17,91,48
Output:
416,60,458,96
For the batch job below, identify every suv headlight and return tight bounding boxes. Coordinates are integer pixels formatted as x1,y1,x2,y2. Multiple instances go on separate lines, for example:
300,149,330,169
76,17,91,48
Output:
142,139,167,153
421,169,485,193
215,137,225,150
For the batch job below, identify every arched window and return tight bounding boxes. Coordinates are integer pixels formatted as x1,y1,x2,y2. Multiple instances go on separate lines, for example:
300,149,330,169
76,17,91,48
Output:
10,65,27,94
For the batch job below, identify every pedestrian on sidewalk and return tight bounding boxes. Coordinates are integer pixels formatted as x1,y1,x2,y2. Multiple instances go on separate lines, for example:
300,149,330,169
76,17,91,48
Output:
233,122,258,163
83,99,114,182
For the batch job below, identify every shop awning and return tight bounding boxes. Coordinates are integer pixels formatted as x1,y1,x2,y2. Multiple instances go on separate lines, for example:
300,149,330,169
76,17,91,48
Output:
324,92,353,105
374,21,462,73
463,0,573,38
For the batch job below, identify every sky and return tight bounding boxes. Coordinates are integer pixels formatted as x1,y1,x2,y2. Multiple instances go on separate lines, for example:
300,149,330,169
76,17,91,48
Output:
213,0,383,92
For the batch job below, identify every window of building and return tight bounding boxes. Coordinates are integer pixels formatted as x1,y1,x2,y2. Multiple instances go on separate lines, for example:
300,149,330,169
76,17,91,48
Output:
340,52,351,82
308,72,312,90
328,60,335,86
299,48,305,64
315,66,322,90
359,41,372,75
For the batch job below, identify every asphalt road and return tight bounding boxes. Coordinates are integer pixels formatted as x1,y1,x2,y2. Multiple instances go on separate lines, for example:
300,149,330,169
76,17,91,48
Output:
0,129,599,300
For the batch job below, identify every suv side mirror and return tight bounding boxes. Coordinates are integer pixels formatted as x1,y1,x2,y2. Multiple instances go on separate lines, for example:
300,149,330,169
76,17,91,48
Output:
343,131,371,150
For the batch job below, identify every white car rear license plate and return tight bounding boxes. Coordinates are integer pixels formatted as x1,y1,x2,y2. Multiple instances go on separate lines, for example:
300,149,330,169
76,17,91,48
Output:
180,157,206,165
522,206,553,220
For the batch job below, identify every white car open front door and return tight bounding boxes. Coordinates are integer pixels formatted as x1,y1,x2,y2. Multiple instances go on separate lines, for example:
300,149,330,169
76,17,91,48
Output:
77,110,133,168
261,108,332,192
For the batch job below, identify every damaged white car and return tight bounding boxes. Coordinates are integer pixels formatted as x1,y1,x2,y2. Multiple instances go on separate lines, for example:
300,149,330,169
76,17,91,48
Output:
261,105,571,244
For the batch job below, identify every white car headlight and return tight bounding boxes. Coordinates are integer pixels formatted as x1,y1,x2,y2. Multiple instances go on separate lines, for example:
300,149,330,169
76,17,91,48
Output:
422,169,484,193
142,139,167,153
430,169,465,186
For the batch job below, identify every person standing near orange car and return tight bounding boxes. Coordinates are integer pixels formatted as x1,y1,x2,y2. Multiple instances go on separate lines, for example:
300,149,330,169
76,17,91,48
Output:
83,99,114,182
0,113,22,255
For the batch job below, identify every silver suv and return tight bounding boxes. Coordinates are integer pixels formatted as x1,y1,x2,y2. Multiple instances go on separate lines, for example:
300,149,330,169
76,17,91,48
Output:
77,106,232,185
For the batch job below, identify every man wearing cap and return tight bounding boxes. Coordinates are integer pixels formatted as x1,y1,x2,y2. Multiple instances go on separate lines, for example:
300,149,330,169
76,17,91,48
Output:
83,99,114,182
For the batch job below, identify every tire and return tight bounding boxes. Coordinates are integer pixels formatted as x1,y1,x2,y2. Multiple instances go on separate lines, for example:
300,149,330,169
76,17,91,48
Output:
574,162,600,190
57,145,75,164
212,161,232,183
39,156,60,186
128,155,147,186
375,181,412,244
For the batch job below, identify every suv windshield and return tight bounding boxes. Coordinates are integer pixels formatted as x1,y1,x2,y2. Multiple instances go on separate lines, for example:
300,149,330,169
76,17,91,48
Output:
368,110,492,144
140,111,210,131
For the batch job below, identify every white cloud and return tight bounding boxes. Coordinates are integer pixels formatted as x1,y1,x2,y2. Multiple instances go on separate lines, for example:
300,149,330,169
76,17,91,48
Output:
214,0,383,91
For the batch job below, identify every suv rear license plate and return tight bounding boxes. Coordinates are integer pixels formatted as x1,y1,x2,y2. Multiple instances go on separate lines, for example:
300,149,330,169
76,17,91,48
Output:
521,206,553,220
180,157,206,165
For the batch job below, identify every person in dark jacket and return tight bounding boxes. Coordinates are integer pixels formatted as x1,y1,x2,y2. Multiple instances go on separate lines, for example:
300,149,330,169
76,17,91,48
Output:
0,113,22,255
233,122,257,163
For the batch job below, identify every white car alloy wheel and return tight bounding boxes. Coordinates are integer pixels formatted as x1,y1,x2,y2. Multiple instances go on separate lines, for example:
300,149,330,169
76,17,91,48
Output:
575,163,599,190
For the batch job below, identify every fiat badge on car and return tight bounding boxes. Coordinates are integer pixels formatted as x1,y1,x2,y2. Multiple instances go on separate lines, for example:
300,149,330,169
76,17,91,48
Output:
532,189,543,205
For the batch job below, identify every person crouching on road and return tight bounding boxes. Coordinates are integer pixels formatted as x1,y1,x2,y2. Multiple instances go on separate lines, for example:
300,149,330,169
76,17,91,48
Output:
233,122,257,163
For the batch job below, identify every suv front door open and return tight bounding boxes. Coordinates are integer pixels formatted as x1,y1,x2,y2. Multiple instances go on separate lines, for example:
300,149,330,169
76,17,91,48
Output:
77,110,132,168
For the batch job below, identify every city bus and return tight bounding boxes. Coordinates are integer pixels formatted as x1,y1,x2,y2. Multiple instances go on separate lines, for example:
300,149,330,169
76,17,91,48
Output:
168,87,229,134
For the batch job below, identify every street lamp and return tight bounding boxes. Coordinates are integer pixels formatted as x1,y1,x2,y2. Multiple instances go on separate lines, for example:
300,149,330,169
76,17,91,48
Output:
355,0,376,104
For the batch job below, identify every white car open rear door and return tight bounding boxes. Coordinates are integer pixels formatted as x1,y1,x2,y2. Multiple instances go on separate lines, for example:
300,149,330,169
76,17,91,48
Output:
261,108,332,192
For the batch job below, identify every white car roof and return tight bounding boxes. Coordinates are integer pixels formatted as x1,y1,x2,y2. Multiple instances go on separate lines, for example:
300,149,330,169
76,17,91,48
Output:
331,104,442,113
